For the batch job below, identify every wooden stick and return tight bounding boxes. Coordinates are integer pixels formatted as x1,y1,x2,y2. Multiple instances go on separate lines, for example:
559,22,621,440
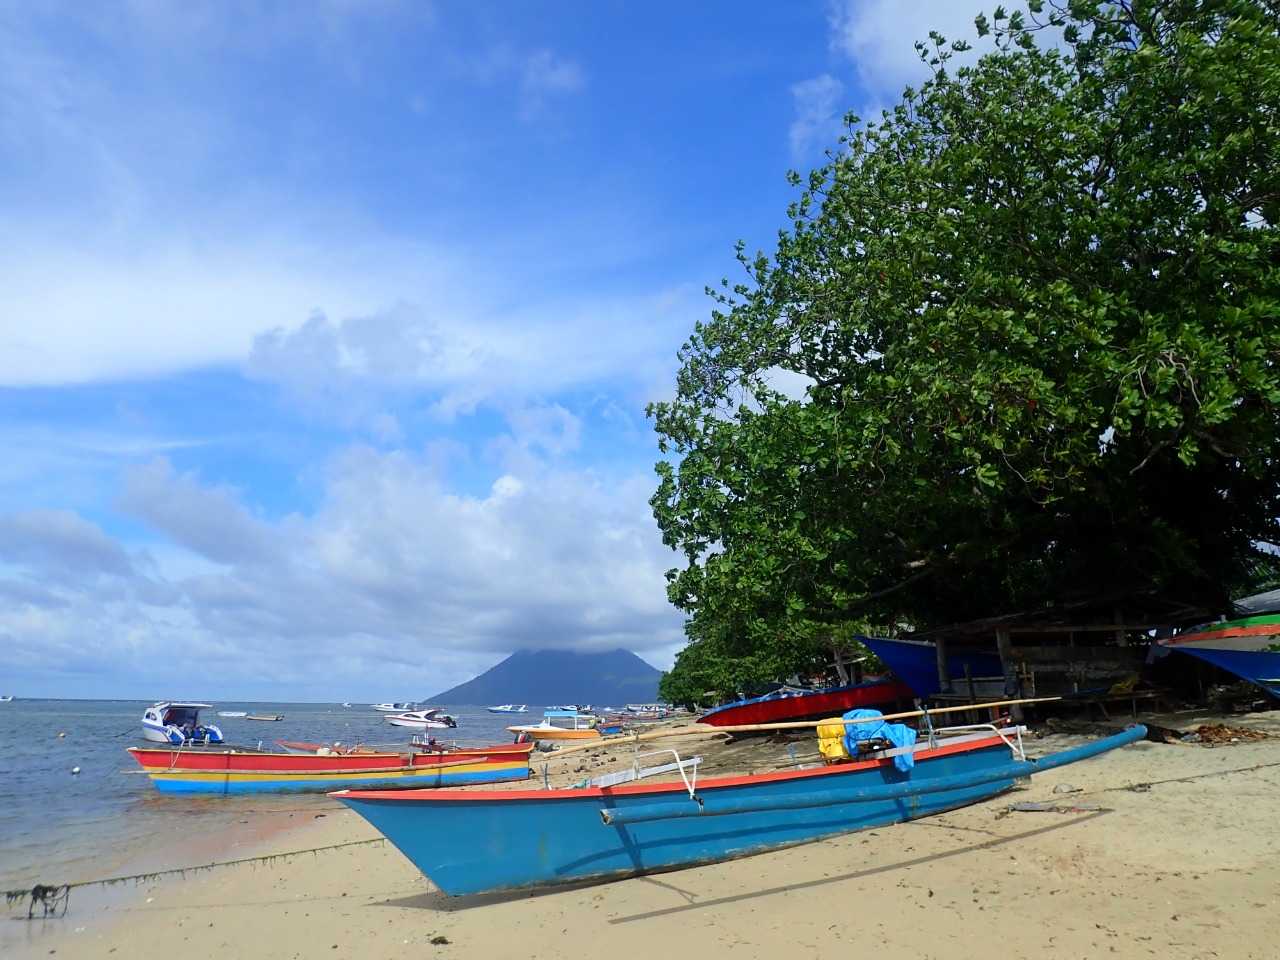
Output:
535,696,1059,761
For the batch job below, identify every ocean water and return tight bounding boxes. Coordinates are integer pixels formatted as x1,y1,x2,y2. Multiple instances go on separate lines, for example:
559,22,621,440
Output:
0,699,532,889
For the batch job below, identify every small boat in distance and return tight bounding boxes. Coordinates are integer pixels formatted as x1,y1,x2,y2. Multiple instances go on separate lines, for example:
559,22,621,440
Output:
508,710,602,741
336,723,1147,896
487,704,529,714
385,708,458,729
246,713,285,722
217,710,248,718
372,702,418,712
141,702,224,745
0,695,13,702
341,702,352,707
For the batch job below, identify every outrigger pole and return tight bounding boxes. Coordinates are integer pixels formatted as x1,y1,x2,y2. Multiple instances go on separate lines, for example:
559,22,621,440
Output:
539,696,1062,761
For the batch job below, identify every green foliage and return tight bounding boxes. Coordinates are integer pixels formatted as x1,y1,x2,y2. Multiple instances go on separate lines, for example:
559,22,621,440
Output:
652,1,1280,695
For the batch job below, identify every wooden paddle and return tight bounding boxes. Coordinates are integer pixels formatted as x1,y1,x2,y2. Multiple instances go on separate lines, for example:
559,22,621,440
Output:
533,696,1059,762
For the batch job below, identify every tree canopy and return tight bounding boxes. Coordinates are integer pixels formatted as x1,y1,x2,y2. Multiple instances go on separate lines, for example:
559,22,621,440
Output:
651,0,1280,704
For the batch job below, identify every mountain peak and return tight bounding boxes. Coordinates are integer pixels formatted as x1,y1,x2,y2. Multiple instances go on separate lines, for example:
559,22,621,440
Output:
431,649,661,704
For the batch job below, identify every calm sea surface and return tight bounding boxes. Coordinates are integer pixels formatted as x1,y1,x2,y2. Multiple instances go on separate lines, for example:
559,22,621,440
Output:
0,699,530,889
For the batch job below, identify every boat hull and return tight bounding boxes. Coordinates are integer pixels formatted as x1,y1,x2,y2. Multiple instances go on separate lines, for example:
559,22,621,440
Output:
338,727,1143,896
697,678,913,727
128,751,531,795
1159,615,1280,696
339,736,1016,896
129,743,531,772
506,725,600,741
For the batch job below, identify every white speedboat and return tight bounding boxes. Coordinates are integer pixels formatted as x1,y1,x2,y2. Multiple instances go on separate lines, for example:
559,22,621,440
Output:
486,704,529,714
0,695,13,703
217,710,248,717
385,708,457,730
372,702,418,712
141,702,224,745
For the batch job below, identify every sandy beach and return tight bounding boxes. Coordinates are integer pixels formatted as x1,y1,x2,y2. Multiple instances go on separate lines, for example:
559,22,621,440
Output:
14,709,1280,960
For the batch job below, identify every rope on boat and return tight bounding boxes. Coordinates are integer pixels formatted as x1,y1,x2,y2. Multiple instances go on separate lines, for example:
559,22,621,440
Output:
2,837,387,919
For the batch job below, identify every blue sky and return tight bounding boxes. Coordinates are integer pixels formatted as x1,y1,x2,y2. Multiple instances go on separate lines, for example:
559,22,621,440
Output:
0,0,989,700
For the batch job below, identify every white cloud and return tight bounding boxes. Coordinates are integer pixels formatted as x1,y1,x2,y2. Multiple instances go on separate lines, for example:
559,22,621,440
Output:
245,289,701,429
0,448,685,696
827,0,992,100
0,231,461,386
789,73,846,161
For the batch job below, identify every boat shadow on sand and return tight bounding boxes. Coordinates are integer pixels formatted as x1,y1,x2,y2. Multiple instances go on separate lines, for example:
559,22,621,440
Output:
373,809,1110,916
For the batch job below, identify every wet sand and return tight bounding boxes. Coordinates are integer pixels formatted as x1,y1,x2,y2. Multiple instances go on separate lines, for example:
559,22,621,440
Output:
13,709,1280,960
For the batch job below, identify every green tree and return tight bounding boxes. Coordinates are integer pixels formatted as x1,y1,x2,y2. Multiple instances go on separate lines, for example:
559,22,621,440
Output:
651,0,1280,694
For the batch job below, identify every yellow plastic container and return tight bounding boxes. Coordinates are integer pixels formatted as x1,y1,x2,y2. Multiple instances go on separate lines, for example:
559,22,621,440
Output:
816,720,849,761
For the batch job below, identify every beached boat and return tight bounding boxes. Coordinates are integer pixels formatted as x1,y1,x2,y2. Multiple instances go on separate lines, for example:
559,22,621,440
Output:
245,713,284,722
372,702,418,712
385,708,458,729
140,702,224,745
127,742,532,794
508,709,602,741
216,710,248,718
487,704,529,714
1158,613,1280,696
858,635,1005,698
698,678,913,727
336,722,1146,896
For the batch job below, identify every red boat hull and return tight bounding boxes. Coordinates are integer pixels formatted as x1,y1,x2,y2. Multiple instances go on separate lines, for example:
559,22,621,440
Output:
697,680,914,727
128,742,533,773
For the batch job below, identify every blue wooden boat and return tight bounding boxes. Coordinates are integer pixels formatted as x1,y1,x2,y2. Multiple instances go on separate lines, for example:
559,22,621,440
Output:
1157,614,1280,697
858,635,1005,697
335,724,1145,896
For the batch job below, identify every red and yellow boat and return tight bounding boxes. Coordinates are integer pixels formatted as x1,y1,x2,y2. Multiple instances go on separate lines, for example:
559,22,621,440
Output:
127,742,532,794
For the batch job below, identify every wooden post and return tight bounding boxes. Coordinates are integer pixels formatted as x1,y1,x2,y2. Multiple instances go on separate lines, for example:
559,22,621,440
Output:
995,628,1023,722
935,633,951,693
832,645,850,685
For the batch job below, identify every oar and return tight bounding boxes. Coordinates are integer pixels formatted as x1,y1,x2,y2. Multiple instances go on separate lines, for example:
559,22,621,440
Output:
535,696,1059,761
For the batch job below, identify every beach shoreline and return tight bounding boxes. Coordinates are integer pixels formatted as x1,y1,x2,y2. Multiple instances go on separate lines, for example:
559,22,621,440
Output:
11,708,1280,959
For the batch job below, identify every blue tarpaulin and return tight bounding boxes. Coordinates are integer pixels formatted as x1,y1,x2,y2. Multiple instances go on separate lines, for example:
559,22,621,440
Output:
841,708,918,772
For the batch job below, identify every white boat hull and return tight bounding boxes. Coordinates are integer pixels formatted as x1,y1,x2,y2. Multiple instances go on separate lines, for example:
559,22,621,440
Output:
386,716,453,729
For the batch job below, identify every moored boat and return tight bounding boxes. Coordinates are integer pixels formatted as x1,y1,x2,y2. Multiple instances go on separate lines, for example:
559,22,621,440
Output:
698,678,913,727
386,708,458,729
508,709,602,741
141,702,224,745
217,711,248,718
127,742,533,794
373,702,418,712
0,695,13,702
336,722,1146,896
245,713,284,721
487,704,529,714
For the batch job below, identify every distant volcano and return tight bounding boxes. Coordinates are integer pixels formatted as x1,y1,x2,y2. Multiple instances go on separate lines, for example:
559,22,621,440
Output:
430,649,662,705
